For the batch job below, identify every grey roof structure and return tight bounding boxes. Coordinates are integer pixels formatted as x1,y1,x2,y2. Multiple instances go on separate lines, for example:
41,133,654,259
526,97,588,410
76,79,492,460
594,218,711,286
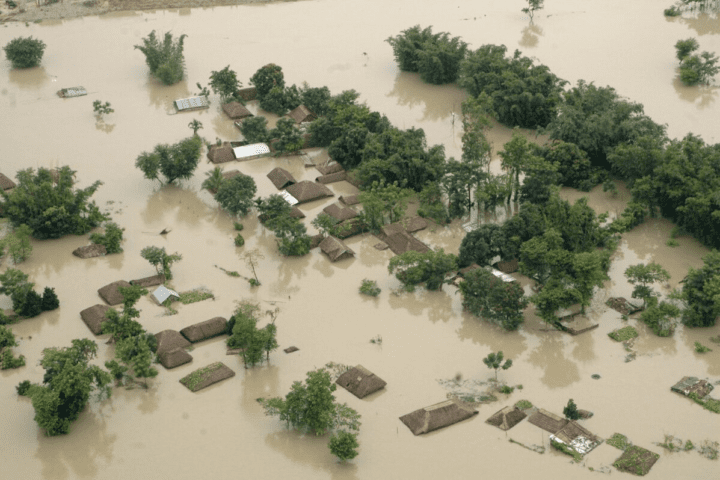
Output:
152,285,180,305
174,96,210,112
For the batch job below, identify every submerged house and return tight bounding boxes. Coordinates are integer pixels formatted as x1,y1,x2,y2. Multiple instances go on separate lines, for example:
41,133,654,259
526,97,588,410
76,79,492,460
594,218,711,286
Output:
528,408,602,455
98,280,132,306
233,143,271,161
0,173,16,191
155,329,193,369
267,167,296,190
174,95,210,112
382,231,431,256
287,104,316,124
671,376,714,398
79,304,112,335
285,180,334,204
207,144,236,164
400,399,478,435
319,235,355,262
336,365,387,399
323,203,359,222
222,101,253,120
485,406,527,431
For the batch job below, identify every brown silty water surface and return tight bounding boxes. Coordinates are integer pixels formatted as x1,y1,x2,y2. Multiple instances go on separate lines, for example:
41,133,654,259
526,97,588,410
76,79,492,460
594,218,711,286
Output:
1,0,719,478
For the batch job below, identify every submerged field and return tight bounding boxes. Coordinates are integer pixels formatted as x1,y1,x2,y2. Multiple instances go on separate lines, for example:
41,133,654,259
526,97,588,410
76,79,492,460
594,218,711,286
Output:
1,0,719,479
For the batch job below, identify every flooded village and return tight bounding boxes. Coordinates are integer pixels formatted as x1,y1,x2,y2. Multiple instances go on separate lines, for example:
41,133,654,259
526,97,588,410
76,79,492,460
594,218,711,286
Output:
1,0,719,478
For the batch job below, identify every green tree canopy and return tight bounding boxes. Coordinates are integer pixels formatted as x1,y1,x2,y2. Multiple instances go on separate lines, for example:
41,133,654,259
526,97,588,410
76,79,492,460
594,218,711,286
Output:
89,222,124,254
209,65,242,102
329,431,360,462
3,36,46,68
134,31,187,85
681,250,720,327
459,268,528,330
238,116,270,144
624,262,671,309
250,63,285,98
388,249,458,291
214,172,257,217
135,136,203,184
269,118,304,154
458,224,503,268
140,246,182,280
483,351,513,380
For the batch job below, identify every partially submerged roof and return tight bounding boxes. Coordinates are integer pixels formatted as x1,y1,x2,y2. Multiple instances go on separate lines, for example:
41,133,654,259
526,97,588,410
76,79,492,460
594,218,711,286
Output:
233,143,271,160
208,144,236,164
339,194,360,206
174,95,210,112
0,172,17,191
671,376,714,398
613,445,659,476
57,86,87,98
528,408,568,434
485,406,527,431
180,317,228,343
381,216,428,236
319,235,355,262
323,203,359,222
336,365,386,399
267,167,296,190
550,421,602,455
316,162,344,175
155,329,192,355
236,86,257,101
130,274,166,288
73,244,106,259
278,190,299,206
287,104,316,124
489,267,516,283
222,101,253,120
290,206,306,219
152,285,180,305
159,348,193,369
381,231,431,256
400,398,478,435
79,304,112,335
179,362,235,392
316,172,347,184
285,180,334,204
335,218,366,239
98,280,132,306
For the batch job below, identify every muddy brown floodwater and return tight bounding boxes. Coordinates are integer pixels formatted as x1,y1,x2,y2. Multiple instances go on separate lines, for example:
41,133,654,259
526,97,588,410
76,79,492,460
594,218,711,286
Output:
1,0,719,479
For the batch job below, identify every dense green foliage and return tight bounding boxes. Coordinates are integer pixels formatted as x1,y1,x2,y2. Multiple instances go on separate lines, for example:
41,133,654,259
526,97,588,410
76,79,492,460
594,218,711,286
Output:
522,0,544,20
0,325,25,370
214,172,257,216
201,167,224,193
101,285,148,342
358,182,412,231
386,25,468,84
134,31,187,85
299,83,332,117
679,51,719,86
92,100,113,118
269,118,304,154
459,268,528,330
250,63,285,98
483,351,512,380
563,398,580,420
681,250,720,327
534,140,604,191
1,166,106,239
135,136,203,184
457,224,503,268
238,116,270,144
255,195,312,256
1,224,33,263
641,301,681,337
209,65,242,102
140,246,182,280
3,36,46,68
329,431,360,462
89,222,124,254
359,279,381,297
226,303,277,367
459,44,567,128
675,38,699,62
24,339,112,435
106,334,158,387
388,249,458,291
624,262,670,308
0,269,59,318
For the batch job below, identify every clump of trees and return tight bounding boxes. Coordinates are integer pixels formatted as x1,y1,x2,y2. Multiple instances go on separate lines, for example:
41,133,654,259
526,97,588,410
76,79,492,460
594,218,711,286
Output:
3,36,46,68
238,116,270,144
269,118,304,155
257,368,361,461
358,182,412,231
249,64,301,116
388,249,458,291
226,302,278,368
209,65,243,103
255,195,311,256
624,262,670,309
386,25,468,84
0,325,25,370
1,166,106,239
18,339,112,436
459,268,528,331
135,136,203,184
680,250,720,327
0,224,33,264
140,246,182,280
0,269,59,318
674,38,719,86
214,172,257,217
89,222,124,254
134,31,187,85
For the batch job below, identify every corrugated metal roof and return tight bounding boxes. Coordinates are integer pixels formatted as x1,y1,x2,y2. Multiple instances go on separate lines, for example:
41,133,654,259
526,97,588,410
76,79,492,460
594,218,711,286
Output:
278,190,299,206
153,286,180,304
232,143,271,159
59,87,87,98
488,267,516,283
174,96,209,111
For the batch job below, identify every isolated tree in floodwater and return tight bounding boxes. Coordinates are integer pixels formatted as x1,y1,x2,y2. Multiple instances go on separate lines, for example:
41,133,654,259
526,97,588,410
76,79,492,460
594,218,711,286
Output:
214,172,257,217
624,262,671,309
329,431,360,462
134,31,187,85
563,398,580,420
140,246,182,280
250,63,285,98
209,65,242,102
135,136,203,184
3,36,46,68
522,0,544,22
483,351,512,381
188,119,203,135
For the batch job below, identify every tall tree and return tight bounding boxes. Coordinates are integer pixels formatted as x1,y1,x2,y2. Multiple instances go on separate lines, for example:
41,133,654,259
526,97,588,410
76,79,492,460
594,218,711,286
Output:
681,250,720,327
624,262,671,309
483,351,513,381
214,172,257,217
209,65,242,102
140,246,182,280
134,31,187,85
459,268,528,330
388,249,458,291
135,136,203,184
3,36,46,68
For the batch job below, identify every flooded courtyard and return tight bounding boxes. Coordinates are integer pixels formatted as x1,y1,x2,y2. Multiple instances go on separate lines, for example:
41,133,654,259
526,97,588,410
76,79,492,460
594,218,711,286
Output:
1,0,719,478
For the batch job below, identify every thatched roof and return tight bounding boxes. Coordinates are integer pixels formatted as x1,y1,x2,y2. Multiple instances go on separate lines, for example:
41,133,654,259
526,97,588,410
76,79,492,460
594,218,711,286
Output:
381,217,428,236
316,172,347,184
310,233,324,249
671,376,714,398
614,445,659,476
400,398,478,435
130,274,166,288
316,162,345,175
159,348,193,369
179,362,235,392
155,329,192,355
553,420,601,446
485,406,527,431
287,105,316,124
180,317,228,343
290,206,306,219
267,167,296,190
336,365,386,399
0,173,16,191
336,218,366,239
80,304,111,335
528,408,568,434
222,170,241,180
73,244,107,259
381,231,430,256
339,194,360,206
319,236,355,262
285,180,334,204
237,87,257,101
208,144,236,164
98,280,132,306
495,258,519,273
222,101,253,120
323,204,359,222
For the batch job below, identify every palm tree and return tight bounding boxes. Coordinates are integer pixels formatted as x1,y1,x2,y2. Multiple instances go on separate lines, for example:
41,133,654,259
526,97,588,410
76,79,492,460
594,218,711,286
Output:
201,167,224,194
188,119,203,136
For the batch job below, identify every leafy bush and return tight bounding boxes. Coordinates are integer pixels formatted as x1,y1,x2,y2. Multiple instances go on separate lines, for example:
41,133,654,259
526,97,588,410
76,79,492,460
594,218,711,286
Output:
90,222,124,254
92,100,113,117
16,380,32,396
41,287,59,311
608,326,638,342
607,433,632,450
234,234,245,247
388,249,458,291
498,385,514,394
329,431,359,462
233,222,244,231
135,136,203,184
134,31,187,85
249,63,285,98
359,279,381,297
694,341,712,353
238,116,270,144
209,65,242,102
3,36,46,68
515,399,533,410
640,301,680,336
563,398,580,420
214,172,257,217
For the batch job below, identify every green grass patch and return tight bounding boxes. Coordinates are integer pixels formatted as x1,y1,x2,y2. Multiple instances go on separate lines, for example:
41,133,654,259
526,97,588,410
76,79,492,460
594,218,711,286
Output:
178,289,214,305
613,445,659,476
551,439,582,462
607,433,631,450
515,399,533,410
709,335,720,344
498,385,514,394
609,326,638,342
694,341,712,353
688,392,720,414
666,239,680,247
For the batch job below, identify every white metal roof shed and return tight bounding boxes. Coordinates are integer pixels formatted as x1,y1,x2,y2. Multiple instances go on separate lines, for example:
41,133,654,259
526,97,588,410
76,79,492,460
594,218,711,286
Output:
174,96,210,111
152,285,180,304
232,143,271,160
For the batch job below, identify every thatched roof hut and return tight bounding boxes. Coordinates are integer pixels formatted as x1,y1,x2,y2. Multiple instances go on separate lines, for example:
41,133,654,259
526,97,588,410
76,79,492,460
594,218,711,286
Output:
336,218,366,239
267,167,296,190
155,329,192,355
179,362,236,392
485,406,527,431
290,206,306,219
223,170,241,180
528,408,568,434
159,348,193,369
98,280,132,306
285,180,334,204
316,172,347,184
287,105,316,124
336,365,386,399
237,87,257,101
671,376,714,398
0,173,16,191
552,420,602,447
73,244,107,259
208,144,236,164
180,317,228,343
79,304,111,335
316,162,345,175
381,231,431,256
222,101,253,120
319,236,355,262
613,446,659,476
310,233,324,249
323,204,359,222
382,217,428,236
400,399,478,435
339,194,360,206
130,274,166,288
